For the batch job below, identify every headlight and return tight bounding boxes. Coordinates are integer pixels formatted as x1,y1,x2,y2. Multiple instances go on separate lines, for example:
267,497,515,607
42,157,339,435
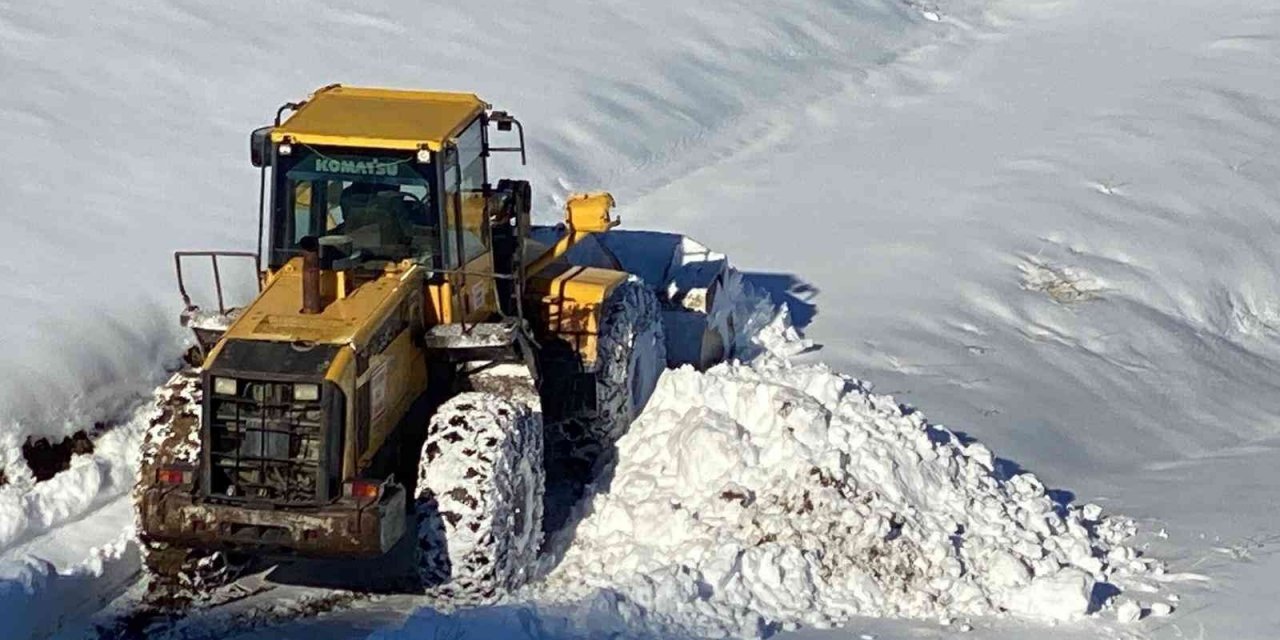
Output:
213,377,237,395
294,383,320,401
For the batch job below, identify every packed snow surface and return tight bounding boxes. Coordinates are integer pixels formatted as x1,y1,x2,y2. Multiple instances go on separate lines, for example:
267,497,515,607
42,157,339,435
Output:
0,533,137,640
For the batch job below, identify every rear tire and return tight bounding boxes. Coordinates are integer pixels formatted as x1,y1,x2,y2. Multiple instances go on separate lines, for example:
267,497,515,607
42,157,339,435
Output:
141,542,246,602
134,370,243,600
415,383,544,605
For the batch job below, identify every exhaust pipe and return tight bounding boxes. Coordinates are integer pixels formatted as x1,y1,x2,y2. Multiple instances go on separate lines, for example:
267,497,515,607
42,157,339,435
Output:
299,236,323,314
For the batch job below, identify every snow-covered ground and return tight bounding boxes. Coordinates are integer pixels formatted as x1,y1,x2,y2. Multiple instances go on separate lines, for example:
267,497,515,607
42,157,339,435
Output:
635,0,1280,636
3,0,1280,637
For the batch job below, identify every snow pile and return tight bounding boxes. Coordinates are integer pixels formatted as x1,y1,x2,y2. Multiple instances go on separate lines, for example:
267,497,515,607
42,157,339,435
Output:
0,368,198,565
537,316,1157,637
183,306,243,333
0,415,146,555
0,374,191,634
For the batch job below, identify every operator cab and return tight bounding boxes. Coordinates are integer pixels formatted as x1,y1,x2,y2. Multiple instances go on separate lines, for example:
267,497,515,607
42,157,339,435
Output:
249,86,527,297
275,149,440,267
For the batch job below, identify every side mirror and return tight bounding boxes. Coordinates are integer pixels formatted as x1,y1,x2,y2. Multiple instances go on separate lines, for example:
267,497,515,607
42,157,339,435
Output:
249,126,273,168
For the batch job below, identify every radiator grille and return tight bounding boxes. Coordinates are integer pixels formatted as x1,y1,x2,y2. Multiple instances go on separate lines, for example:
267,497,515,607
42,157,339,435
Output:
208,380,323,504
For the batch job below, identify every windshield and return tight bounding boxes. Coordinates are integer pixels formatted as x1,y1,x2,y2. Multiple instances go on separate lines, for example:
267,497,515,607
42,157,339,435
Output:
272,149,438,267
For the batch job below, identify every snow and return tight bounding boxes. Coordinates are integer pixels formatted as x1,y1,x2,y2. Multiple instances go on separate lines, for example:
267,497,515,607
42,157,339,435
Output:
1114,599,1142,624
183,307,241,333
0,534,138,639
530,295,1157,636
0,408,147,555
2,0,1280,637
0,0,935,444
0,383,169,637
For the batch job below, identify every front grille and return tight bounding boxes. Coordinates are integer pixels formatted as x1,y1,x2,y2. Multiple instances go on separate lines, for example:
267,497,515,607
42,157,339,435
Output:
208,380,324,504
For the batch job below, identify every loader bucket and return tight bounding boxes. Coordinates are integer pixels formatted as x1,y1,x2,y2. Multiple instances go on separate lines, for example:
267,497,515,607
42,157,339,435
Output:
552,228,737,370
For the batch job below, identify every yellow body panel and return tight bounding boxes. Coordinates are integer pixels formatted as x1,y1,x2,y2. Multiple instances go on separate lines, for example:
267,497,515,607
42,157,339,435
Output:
426,281,454,325
527,263,628,367
324,347,359,478
565,192,620,233
225,258,419,348
356,328,427,471
421,261,498,326
214,257,433,479
528,192,621,275
456,251,499,322
271,85,488,152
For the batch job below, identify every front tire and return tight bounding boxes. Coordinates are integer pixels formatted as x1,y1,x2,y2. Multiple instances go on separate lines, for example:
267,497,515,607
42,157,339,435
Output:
415,387,544,605
547,277,666,474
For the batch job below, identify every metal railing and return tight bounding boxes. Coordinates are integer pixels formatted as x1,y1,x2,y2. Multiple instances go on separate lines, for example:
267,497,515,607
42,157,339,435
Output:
174,250,262,314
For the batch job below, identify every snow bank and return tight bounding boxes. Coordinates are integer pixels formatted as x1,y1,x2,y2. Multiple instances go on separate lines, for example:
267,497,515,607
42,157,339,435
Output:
0,377,172,631
0,377,186,635
534,297,1158,637
0,534,139,639
0,413,147,556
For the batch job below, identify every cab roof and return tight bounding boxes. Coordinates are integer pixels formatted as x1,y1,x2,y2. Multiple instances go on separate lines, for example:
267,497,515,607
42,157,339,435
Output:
270,85,489,152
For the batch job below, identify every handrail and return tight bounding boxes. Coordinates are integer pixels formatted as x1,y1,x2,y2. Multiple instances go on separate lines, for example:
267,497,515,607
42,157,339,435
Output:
174,251,262,314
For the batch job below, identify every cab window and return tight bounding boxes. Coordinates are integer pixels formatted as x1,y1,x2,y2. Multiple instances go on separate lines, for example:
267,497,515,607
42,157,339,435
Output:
455,118,489,263
273,149,438,268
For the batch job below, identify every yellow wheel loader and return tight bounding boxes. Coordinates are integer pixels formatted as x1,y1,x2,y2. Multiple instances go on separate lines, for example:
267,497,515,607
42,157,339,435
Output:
135,85,733,603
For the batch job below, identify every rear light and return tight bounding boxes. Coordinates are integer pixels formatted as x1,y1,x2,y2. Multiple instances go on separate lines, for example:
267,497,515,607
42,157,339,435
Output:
156,465,194,485
343,479,382,499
